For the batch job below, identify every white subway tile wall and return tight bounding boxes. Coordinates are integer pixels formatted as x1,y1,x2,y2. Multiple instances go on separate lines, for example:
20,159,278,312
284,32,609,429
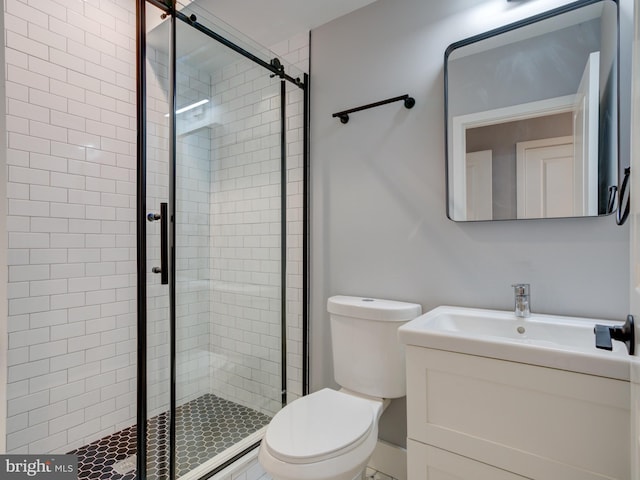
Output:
5,0,137,453
208,57,283,416
174,58,214,408
5,0,308,456
208,33,307,415
145,39,216,420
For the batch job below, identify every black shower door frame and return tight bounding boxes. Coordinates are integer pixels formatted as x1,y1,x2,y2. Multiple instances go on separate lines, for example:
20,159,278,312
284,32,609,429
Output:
135,1,309,478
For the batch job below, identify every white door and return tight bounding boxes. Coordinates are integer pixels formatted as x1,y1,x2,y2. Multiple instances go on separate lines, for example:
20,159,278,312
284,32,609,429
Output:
516,136,574,218
630,139,640,479
466,150,493,221
629,1,640,476
573,51,600,216
629,2,640,479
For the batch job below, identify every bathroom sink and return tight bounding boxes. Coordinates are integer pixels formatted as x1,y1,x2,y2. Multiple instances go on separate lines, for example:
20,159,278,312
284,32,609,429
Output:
398,306,630,380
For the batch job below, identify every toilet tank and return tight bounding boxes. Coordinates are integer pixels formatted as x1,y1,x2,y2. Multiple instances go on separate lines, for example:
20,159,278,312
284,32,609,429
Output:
327,296,422,399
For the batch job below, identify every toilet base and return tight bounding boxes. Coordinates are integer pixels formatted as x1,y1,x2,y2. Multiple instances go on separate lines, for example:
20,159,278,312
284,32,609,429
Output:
258,425,378,480
347,469,366,480
265,467,366,480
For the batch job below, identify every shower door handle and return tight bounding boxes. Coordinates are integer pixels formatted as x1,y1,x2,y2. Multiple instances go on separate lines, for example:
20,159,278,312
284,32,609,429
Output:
150,202,169,285
159,202,168,284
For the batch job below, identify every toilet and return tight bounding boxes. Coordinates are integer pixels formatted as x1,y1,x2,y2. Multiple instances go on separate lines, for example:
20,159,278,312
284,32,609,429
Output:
258,295,422,480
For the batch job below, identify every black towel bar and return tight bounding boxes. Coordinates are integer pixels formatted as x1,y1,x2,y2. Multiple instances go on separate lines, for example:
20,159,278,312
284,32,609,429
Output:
332,94,415,124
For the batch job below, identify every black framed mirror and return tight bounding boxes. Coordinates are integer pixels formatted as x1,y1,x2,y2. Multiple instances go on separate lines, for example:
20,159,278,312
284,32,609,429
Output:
445,0,619,222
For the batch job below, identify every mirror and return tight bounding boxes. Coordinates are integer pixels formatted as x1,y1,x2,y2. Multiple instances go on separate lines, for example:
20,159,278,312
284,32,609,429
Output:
445,0,619,222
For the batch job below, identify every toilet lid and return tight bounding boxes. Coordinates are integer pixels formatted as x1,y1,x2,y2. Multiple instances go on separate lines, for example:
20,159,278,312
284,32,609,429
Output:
264,389,374,463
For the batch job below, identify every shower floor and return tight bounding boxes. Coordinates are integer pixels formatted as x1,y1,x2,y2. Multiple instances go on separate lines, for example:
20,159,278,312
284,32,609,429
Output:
69,394,271,480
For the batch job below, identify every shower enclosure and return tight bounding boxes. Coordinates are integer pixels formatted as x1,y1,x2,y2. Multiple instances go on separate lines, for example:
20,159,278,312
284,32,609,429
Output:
1,0,306,478
138,1,308,478
0,0,308,474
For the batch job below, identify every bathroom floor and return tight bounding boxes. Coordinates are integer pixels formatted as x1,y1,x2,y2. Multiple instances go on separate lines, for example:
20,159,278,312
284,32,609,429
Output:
255,466,396,480
70,394,271,479
365,468,397,480
255,467,395,480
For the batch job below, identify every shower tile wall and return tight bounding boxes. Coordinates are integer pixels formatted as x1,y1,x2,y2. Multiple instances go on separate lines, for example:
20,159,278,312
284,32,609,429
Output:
145,44,214,417
208,61,283,416
208,34,308,416
4,0,138,453
174,60,214,406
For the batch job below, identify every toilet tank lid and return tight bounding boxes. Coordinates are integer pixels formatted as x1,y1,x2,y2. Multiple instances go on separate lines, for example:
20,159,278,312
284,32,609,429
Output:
327,296,422,322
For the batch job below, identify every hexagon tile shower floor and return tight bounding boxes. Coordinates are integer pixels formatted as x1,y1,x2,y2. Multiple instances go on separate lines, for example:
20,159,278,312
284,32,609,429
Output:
69,394,271,479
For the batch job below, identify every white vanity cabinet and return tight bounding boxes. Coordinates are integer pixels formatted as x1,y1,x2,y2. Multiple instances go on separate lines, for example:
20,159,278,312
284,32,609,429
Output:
405,347,630,480
408,441,529,479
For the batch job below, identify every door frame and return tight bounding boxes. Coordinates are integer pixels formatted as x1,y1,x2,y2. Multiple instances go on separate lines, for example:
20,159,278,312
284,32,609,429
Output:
449,95,575,220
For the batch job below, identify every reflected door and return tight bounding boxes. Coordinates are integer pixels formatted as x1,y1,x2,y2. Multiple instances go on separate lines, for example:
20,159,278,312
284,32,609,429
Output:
516,136,574,218
573,51,600,217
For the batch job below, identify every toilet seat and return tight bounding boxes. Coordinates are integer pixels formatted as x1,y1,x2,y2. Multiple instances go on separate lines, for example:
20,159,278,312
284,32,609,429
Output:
263,389,375,464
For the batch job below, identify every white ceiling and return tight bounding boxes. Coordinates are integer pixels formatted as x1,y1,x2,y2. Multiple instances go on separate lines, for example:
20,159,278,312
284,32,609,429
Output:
181,0,379,48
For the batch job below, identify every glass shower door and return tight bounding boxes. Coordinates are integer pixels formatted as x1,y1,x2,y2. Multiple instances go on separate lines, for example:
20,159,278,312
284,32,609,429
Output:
143,2,172,478
172,17,284,475
140,1,307,477
171,10,286,478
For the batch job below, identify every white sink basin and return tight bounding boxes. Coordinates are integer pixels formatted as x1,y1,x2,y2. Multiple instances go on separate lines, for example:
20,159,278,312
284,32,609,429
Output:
398,306,630,380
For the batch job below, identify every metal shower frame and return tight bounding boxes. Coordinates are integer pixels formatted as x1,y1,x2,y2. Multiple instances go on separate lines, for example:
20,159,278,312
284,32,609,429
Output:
135,1,310,478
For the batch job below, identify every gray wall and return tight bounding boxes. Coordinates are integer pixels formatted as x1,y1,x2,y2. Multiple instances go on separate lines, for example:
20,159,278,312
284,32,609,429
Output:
448,19,600,118
310,0,631,447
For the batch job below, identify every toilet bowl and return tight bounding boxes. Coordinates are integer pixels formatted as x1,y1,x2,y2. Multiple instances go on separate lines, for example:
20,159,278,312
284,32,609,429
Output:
258,296,422,480
258,388,387,480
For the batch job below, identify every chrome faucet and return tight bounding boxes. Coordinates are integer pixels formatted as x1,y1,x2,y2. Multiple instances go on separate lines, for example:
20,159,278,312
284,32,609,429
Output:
512,284,530,318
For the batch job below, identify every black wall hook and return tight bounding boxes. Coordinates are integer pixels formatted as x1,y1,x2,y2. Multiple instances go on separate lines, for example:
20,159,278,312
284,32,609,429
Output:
607,167,630,225
616,167,630,226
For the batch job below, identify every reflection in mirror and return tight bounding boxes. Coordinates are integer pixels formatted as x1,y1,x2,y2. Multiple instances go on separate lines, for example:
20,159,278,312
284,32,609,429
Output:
445,0,618,221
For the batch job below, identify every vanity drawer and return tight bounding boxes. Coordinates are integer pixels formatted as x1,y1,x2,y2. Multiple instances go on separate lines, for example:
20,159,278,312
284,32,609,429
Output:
408,440,528,479
406,347,630,480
